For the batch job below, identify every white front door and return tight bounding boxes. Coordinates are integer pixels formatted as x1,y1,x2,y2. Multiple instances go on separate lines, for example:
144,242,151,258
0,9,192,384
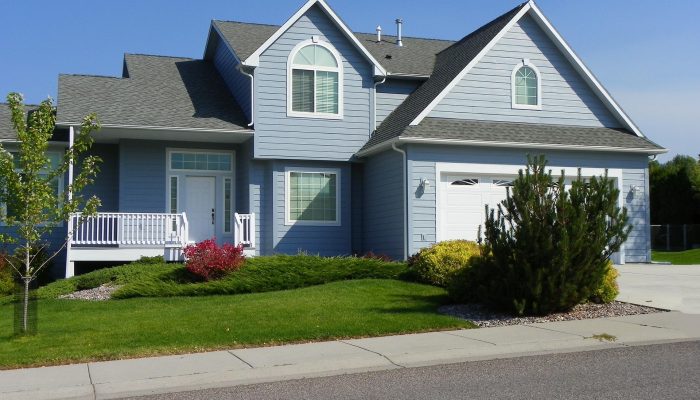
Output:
185,176,216,242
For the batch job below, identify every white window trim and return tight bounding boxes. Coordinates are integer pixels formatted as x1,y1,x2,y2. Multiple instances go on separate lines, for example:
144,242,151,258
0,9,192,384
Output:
223,177,233,233
511,59,542,110
286,39,344,120
1,149,65,227
284,167,341,226
167,148,234,173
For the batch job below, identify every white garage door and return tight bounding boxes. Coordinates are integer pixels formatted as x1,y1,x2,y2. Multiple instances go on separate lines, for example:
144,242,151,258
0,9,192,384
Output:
439,174,516,242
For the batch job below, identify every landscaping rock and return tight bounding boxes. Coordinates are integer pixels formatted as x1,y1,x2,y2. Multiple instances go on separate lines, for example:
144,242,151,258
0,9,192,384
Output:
439,301,666,328
59,284,120,301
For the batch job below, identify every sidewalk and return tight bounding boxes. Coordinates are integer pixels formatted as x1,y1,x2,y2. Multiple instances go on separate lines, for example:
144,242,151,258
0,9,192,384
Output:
2,311,699,400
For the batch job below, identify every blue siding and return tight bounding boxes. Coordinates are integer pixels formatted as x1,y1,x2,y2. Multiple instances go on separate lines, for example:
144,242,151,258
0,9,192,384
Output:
406,144,650,263
351,162,363,254
376,79,420,126
213,39,252,121
80,143,119,211
247,159,273,255
271,160,352,255
362,150,405,260
254,5,374,161
429,15,621,128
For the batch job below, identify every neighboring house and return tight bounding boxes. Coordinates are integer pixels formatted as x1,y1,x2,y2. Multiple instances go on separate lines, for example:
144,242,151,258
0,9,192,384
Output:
0,0,665,278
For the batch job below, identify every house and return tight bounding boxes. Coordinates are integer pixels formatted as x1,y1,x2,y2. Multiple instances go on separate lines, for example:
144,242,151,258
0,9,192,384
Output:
0,0,665,278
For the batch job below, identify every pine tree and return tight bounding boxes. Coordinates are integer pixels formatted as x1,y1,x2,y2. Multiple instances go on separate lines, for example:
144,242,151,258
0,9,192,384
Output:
476,155,630,315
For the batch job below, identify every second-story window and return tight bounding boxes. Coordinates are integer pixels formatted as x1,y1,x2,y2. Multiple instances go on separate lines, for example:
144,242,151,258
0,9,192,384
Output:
288,41,343,118
511,60,542,110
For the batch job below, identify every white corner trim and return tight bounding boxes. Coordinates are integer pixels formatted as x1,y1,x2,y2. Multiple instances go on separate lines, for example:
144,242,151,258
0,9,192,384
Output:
526,2,644,137
409,3,532,126
511,60,542,110
243,0,387,76
286,39,344,119
284,166,341,227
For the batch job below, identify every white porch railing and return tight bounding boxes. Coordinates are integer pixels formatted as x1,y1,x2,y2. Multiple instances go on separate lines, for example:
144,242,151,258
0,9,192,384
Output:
234,212,256,248
69,212,189,247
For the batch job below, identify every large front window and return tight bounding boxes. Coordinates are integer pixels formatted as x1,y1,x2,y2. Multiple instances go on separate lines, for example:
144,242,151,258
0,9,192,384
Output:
289,41,342,117
2,151,62,221
286,169,340,225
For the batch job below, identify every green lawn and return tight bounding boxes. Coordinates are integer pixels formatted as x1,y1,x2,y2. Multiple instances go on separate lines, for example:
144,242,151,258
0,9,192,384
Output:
652,248,700,265
0,279,473,369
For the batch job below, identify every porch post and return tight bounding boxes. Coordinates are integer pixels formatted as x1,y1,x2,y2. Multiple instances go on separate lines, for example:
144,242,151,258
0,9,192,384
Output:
65,127,76,278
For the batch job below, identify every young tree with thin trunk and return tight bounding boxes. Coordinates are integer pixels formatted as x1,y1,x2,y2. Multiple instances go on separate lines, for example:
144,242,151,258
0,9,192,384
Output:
0,92,101,334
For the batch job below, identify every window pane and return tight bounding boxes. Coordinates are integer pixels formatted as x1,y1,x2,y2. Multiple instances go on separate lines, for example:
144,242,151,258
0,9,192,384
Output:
315,46,338,68
288,171,337,222
515,66,538,106
170,177,178,214
224,178,232,233
292,69,315,112
171,152,232,171
316,71,339,114
293,45,315,65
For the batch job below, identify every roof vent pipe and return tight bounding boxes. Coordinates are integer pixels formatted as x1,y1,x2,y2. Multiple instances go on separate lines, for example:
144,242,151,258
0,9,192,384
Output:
376,25,382,42
395,18,403,47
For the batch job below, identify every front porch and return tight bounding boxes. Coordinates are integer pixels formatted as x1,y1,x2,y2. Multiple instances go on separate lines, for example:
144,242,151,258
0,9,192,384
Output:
66,212,256,277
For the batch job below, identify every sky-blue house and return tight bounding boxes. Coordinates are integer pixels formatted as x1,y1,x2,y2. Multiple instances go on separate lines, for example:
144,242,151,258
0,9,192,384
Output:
0,0,665,278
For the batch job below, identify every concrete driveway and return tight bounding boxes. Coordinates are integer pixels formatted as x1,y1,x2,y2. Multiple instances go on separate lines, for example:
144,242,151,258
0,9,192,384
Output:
617,264,700,314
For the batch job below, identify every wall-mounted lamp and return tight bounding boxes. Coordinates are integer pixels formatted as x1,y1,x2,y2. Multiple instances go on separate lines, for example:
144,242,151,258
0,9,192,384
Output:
629,185,640,196
419,178,430,189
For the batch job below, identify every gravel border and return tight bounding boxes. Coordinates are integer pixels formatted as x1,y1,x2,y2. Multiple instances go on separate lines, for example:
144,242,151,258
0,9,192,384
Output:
439,301,667,328
59,284,120,301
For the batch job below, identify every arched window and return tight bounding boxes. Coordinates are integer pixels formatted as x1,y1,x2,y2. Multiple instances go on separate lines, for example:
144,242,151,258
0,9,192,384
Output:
288,40,343,118
511,61,541,109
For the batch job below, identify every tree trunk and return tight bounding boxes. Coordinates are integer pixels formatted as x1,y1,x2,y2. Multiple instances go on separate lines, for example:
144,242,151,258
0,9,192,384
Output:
22,277,30,333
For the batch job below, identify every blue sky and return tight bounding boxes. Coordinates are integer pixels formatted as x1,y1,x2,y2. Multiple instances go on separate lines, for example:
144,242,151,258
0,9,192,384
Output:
1,0,697,161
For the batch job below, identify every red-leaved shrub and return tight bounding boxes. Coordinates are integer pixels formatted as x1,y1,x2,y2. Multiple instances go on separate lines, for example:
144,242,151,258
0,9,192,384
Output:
183,239,245,281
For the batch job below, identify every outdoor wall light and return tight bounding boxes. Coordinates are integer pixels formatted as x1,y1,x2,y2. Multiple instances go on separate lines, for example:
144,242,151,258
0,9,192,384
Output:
629,185,640,196
419,178,430,189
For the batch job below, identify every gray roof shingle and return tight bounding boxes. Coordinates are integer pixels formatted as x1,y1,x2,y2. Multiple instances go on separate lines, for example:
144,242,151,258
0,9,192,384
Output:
57,54,250,132
402,118,665,152
0,103,39,140
212,20,455,77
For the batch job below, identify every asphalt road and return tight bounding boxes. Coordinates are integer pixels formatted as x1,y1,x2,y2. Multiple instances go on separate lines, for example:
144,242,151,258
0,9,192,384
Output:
129,341,700,400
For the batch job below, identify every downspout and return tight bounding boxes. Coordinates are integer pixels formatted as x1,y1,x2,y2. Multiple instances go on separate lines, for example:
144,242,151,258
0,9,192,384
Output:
372,76,386,133
391,141,409,260
67,126,75,201
237,64,255,127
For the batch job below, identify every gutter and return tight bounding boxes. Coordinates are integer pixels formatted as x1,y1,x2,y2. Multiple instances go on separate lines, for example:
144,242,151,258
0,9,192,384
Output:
391,141,409,261
356,136,668,158
55,122,254,135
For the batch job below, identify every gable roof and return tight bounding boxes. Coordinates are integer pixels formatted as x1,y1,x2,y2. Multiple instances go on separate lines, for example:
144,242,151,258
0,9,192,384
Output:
362,3,527,151
57,54,251,132
238,0,387,76
359,1,659,155
0,103,40,141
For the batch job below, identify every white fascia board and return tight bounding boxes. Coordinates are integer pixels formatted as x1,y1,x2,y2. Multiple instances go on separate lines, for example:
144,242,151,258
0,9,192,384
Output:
56,122,254,134
399,137,667,154
409,3,532,126
527,2,644,137
243,0,387,77
355,135,666,157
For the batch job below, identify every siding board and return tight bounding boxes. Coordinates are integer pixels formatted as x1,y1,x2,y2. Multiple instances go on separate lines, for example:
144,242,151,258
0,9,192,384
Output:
429,15,621,128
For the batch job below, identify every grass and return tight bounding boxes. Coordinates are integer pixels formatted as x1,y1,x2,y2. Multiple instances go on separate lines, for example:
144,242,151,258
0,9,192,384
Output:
651,248,700,265
0,279,473,369
25,254,409,301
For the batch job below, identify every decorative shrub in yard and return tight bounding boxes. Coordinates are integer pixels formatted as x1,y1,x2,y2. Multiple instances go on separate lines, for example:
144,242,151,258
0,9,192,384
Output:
183,239,245,281
409,240,481,287
589,261,619,304
473,156,630,316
